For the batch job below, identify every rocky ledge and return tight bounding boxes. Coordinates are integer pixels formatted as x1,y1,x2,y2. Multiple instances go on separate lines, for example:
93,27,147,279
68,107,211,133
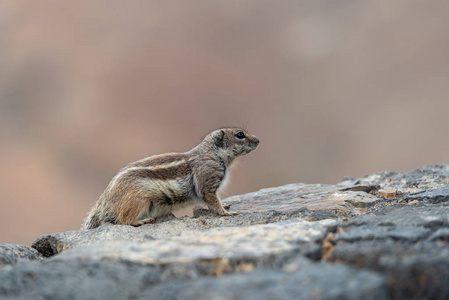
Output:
2,165,449,300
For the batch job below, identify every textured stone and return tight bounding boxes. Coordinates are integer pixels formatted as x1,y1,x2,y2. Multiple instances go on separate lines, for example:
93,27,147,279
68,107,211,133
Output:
142,261,387,300
405,185,449,204
328,201,449,299
347,203,449,229
223,183,381,215
48,219,338,278
32,223,154,257
0,257,387,300
338,164,449,193
427,228,449,242
33,209,338,257
0,258,162,300
333,225,431,243
329,241,449,300
0,219,354,300
0,244,43,266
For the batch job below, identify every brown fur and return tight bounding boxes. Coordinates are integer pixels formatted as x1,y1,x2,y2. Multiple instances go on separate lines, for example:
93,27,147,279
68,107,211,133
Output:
82,127,259,229
125,162,192,180
128,153,187,168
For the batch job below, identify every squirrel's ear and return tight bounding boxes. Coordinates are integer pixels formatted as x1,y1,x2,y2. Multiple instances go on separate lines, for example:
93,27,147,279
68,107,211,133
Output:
214,130,226,148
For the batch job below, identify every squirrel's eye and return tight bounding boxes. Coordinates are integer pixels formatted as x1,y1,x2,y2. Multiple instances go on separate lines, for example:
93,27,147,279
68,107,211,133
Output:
235,132,245,139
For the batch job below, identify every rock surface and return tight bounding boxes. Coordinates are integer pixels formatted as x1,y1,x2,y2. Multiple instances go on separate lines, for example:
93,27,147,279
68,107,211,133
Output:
47,219,337,278
0,244,43,266
223,183,382,216
142,261,387,300
2,165,449,299
0,257,387,300
327,202,449,299
32,209,339,257
405,185,449,204
338,164,449,193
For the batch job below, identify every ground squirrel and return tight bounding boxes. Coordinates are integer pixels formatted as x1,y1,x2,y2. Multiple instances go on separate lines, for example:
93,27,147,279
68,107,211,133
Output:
82,128,259,229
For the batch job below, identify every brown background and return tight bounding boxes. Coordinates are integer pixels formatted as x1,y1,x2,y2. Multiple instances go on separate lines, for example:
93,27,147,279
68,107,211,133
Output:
2,0,449,246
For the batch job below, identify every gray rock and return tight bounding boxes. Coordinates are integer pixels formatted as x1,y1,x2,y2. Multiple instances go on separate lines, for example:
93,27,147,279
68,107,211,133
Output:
223,183,381,216
0,245,43,266
0,258,162,300
333,225,431,243
329,241,449,299
0,257,386,300
427,228,449,242
33,209,339,257
330,240,449,270
142,262,387,300
338,164,449,193
405,185,449,204
0,219,353,300
347,203,449,229
32,223,154,257
329,201,449,299
49,219,338,278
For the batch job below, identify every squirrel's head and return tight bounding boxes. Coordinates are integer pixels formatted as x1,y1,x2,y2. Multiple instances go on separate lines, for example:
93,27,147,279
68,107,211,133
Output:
209,127,259,164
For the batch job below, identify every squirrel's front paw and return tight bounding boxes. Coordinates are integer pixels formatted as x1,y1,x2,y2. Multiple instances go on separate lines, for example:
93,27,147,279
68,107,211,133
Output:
222,203,231,210
220,210,239,216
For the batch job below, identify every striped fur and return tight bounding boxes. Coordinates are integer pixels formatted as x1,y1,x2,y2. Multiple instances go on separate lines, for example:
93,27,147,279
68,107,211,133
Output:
82,128,259,229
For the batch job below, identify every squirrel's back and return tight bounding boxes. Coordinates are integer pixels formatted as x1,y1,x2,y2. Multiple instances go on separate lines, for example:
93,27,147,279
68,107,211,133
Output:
82,128,259,229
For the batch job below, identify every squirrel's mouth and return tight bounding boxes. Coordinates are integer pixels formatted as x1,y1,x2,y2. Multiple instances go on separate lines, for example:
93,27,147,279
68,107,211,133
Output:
243,145,257,154
249,142,259,150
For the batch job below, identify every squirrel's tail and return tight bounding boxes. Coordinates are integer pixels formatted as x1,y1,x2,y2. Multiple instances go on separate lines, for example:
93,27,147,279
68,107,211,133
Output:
82,206,102,230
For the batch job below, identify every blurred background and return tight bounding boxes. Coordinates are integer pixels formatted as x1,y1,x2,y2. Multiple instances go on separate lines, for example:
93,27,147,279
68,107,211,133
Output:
2,0,449,246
